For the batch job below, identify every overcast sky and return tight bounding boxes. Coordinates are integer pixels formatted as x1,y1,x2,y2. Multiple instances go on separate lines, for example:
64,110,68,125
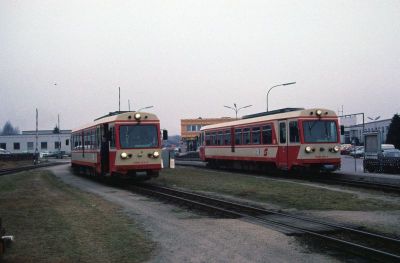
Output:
1,0,400,134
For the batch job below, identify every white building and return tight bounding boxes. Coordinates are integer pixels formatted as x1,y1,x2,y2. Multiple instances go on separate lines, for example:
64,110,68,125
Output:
0,130,71,154
343,119,391,145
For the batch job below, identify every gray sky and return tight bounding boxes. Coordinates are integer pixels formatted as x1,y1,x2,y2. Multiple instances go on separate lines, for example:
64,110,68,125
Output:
1,0,400,134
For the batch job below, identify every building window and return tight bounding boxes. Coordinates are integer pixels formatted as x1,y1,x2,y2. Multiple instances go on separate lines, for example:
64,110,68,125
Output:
13,142,20,150
55,141,61,149
41,142,48,150
66,139,69,146
0,143,6,150
27,142,34,151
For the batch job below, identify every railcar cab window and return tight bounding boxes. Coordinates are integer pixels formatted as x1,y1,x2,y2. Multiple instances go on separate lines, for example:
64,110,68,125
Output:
251,127,260,144
235,128,242,145
289,121,299,143
119,125,158,149
303,120,338,143
262,125,272,144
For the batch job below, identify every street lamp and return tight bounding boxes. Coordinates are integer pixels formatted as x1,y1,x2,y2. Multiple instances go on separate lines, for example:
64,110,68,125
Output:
224,103,252,119
266,82,296,112
367,116,380,121
136,105,154,112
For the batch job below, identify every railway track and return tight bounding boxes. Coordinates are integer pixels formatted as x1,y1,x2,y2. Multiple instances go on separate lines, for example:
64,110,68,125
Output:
0,162,69,176
132,184,400,262
175,160,400,193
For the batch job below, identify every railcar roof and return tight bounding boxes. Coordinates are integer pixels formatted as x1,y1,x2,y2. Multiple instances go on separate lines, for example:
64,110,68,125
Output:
72,112,159,132
200,108,337,131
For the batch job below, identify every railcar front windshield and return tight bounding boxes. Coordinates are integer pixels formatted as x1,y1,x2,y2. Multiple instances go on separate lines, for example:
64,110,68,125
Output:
119,125,158,149
302,120,338,143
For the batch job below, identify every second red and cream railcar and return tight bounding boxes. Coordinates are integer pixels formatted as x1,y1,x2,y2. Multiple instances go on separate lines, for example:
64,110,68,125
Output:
199,108,341,172
71,111,167,178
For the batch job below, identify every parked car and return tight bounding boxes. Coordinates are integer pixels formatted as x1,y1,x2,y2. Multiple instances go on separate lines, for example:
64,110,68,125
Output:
40,151,52,158
349,146,364,158
382,149,400,158
340,144,352,155
0,148,11,155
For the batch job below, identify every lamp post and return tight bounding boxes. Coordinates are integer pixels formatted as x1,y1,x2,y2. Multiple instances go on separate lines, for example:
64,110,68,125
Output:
367,116,380,122
266,82,296,112
224,103,252,119
136,105,154,112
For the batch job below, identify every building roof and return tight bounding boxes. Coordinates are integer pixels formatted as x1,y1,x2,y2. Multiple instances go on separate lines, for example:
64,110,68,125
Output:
22,130,71,135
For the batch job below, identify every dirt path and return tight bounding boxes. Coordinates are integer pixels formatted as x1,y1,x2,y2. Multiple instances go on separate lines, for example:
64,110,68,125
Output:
49,165,338,263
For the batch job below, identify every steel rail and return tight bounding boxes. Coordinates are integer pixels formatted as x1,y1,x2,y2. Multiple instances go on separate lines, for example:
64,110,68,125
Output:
175,161,400,193
133,184,400,261
0,162,68,176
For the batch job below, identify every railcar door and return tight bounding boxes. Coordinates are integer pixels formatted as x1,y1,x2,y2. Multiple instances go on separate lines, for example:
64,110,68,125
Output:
287,120,301,170
277,120,289,170
100,124,109,174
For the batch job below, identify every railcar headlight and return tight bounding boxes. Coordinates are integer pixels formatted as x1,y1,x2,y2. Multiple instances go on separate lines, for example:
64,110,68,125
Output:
121,152,128,159
305,146,313,153
152,151,160,158
134,113,141,120
316,109,322,116
333,145,340,152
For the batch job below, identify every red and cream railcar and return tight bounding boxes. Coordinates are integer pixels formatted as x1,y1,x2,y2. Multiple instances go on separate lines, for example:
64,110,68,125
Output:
199,108,341,172
71,111,166,178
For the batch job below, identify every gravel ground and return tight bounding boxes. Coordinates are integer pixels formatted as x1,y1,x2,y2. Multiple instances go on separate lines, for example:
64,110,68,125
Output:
49,165,339,263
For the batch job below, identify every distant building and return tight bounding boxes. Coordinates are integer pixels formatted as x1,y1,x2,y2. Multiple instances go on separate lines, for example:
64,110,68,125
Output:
180,117,233,151
342,119,391,145
0,130,71,154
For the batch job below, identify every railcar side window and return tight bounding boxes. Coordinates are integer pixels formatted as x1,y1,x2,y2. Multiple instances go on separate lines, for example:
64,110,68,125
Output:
217,131,223,145
205,132,211,146
235,128,242,145
212,132,217,145
262,125,272,144
224,129,231,145
251,127,261,144
289,121,299,143
279,122,286,144
243,128,250,145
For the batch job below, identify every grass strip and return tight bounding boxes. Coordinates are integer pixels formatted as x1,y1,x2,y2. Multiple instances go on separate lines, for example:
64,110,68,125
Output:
155,167,400,211
0,170,155,263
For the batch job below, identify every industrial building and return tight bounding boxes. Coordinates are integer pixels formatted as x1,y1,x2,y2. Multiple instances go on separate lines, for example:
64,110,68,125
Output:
0,130,71,154
341,118,392,145
180,117,233,151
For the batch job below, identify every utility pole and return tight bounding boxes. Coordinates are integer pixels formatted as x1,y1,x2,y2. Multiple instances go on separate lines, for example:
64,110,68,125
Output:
128,99,131,111
35,108,38,164
58,114,61,153
118,87,121,112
